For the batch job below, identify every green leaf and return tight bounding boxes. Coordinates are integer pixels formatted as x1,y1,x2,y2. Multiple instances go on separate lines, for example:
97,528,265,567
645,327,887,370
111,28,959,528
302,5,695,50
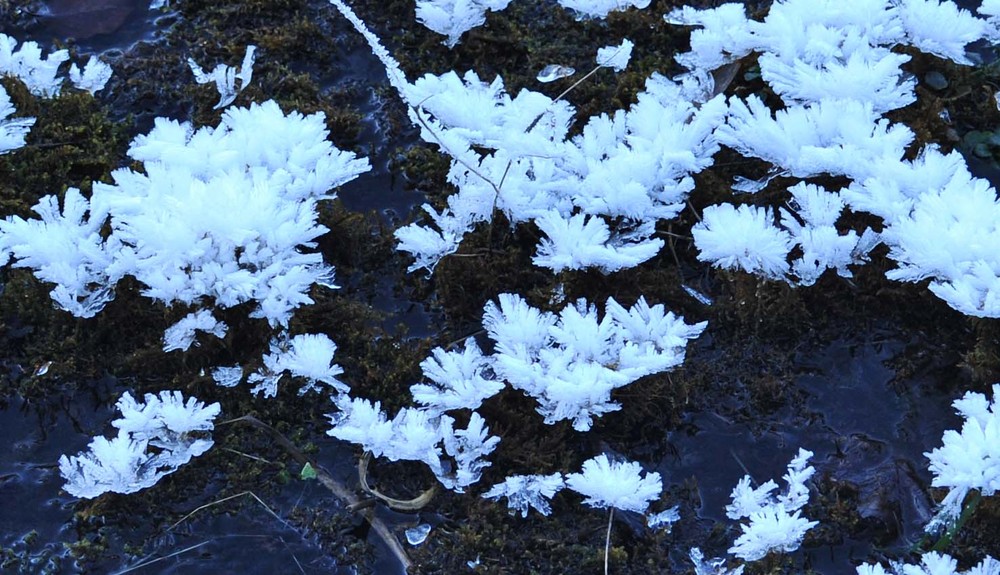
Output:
300,462,318,481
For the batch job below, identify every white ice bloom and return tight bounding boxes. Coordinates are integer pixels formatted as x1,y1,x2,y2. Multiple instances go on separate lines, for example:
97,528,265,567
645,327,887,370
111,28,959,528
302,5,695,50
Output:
758,48,916,113
882,170,1000,318
0,188,114,318
896,0,986,64
843,147,970,221
690,548,745,575
666,3,755,70
982,0,1000,40
725,448,817,561
282,333,346,393
647,505,681,530
392,67,723,274
483,293,704,431
779,183,875,286
0,85,34,154
557,0,650,19
211,365,244,387
114,390,219,442
693,204,791,280
249,333,346,396
566,454,662,513
533,212,664,273
410,341,504,414
59,391,220,498
924,384,1000,532
60,431,162,499
163,310,227,352
729,507,818,562
2,100,368,328
719,96,913,182
100,100,366,327
0,33,69,97
483,473,566,517
596,39,634,72
69,57,113,94
667,0,985,79
327,396,499,491
415,0,513,47
188,45,256,109
440,412,501,490
858,553,1000,575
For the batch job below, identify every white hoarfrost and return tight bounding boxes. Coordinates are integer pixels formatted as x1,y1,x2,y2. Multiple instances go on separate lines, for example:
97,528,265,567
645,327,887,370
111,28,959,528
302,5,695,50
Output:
59,391,221,498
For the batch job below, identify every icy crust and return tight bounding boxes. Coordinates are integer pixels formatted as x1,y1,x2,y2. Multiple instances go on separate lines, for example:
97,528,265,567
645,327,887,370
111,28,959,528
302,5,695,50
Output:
0,101,370,330
59,391,221,499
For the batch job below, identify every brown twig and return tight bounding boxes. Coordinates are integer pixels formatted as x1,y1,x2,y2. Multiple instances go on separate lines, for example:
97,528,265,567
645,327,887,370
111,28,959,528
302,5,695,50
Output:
223,414,413,570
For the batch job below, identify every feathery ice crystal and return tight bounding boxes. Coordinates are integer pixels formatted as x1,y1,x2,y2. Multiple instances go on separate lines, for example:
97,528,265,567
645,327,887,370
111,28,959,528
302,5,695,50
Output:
925,383,1000,533
0,100,370,331
565,454,662,513
188,44,257,109
725,448,817,561
857,552,1000,575
327,395,499,492
672,0,1000,316
484,293,706,431
483,473,566,517
59,391,220,498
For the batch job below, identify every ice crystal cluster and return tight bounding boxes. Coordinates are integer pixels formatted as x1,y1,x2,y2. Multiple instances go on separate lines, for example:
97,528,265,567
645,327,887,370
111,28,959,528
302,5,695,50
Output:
414,0,648,46
565,453,662,513
59,391,220,498
857,552,1000,575
724,449,817,561
1,33,111,96
925,384,1000,533
483,454,672,523
670,0,1000,317
0,33,111,154
483,293,706,431
329,0,724,275
328,292,703,493
188,44,257,109
0,100,370,332
343,0,1000,319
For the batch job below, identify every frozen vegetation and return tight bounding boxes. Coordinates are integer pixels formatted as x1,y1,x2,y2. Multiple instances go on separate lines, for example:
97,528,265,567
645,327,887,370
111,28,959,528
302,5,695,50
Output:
0,0,999,571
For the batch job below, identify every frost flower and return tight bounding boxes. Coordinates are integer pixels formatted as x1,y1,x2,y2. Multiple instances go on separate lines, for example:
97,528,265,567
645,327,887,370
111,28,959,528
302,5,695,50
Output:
188,45,256,109
0,85,34,154
693,204,791,280
483,473,566,517
857,552,1000,575
566,454,662,513
69,57,113,94
59,391,220,498
725,448,818,561
924,383,1000,532
596,39,634,72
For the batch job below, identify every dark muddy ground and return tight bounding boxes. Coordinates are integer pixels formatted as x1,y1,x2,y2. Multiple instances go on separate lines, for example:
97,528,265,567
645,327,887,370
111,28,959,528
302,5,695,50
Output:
1,0,999,573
